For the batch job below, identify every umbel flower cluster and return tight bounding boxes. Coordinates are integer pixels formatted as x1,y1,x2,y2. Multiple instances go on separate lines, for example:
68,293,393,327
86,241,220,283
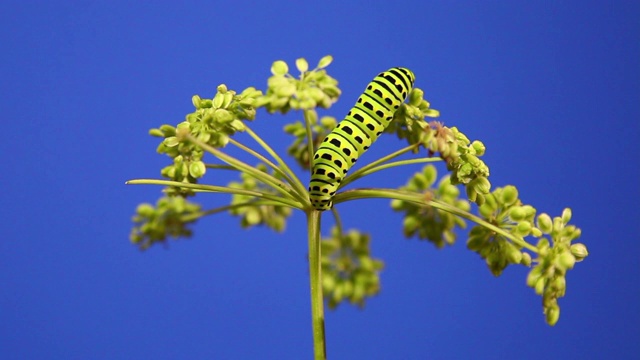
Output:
128,56,588,327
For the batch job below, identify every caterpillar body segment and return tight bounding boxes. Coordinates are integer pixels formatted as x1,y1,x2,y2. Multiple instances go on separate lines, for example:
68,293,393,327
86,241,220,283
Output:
309,67,415,211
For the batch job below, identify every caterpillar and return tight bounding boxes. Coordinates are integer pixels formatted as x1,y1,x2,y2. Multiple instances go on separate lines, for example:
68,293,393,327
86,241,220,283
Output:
309,67,415,211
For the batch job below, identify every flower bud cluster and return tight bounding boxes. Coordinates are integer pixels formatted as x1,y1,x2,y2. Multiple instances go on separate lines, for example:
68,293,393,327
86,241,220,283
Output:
469,186,588,325
386,88,440,148
149,86,263,194
321,227,384,309
441,127,490,205
391,165,470,248
467,186,533,275
259,56,341,114
129,196,201,250
525,208,587,326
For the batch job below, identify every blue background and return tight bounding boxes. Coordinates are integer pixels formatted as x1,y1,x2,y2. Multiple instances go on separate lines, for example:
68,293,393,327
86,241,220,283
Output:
1,1,638,359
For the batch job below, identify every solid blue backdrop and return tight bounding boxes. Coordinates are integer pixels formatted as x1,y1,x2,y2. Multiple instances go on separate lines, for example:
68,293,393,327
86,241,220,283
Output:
1,1,638,359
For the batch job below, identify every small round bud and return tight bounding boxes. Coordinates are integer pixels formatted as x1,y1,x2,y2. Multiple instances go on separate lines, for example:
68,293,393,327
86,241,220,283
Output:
545,305,560,326
189,160,206,178
506,245,523,264
409,88,424,106
192,95,202,109
509,206,527,221
317,55,333,69
213,109,233,123
526,266,542,287
149,128,165,137
557,251,576,270
295,58,309,73
521,252,532,266
552,276,566,297
534,277,546,295
270,60,288,75
561,208,572,225
500,185,518,206
136,203,155,217
471,140,486,156
537,214,553,234
570,243,589,261
515,221,532,236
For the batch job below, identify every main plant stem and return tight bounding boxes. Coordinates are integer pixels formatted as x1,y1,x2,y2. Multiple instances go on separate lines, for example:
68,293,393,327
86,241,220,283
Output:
307,209,326,360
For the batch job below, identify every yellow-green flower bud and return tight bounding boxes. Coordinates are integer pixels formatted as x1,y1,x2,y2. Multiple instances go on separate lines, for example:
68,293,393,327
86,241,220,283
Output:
271,60,288,75
545,304,560,326
275,83,296,97
189,161,206,178
500,185,518,206
222,91,234,108
527,266,542,287
558,251,576,270
136,203,155,217
409,88,424,106
561,208,572,225
471,140,486,156
163,136,179,147
515,221,532,236
317,55,333,69
521,252,532,266
570,243,589,261
245,208,261,226
537,213,553,233
149,128,164,137
213,109,233,123
509,206,527,221
552,276,566,297
295,58,309,73
534,277,546,295
229,119,245,131
192,95,202,109
506,245,523,264
553,217,564,233
213,92,225,108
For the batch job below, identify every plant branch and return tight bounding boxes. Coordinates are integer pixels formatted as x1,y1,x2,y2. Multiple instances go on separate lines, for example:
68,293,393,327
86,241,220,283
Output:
340,143,423,187
334,188,538,253
126,179,303,209
187,134,308,206
243,125,310,202
307,209,327,360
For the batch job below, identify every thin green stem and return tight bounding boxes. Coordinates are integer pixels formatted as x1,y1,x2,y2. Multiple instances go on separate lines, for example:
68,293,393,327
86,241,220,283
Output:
204,164,237,171
228,138,289,179
243,125,310,202
187,134,308,206
331,207,343,236
304,109,316,175
340,143,422,188
307,209,326,360
180,200,287,222
333,188,538,253
346,157,441,185
126,179,303,209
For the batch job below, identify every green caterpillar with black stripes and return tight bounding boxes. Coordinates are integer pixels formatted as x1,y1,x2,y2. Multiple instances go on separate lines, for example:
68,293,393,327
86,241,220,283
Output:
309,67,415,211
